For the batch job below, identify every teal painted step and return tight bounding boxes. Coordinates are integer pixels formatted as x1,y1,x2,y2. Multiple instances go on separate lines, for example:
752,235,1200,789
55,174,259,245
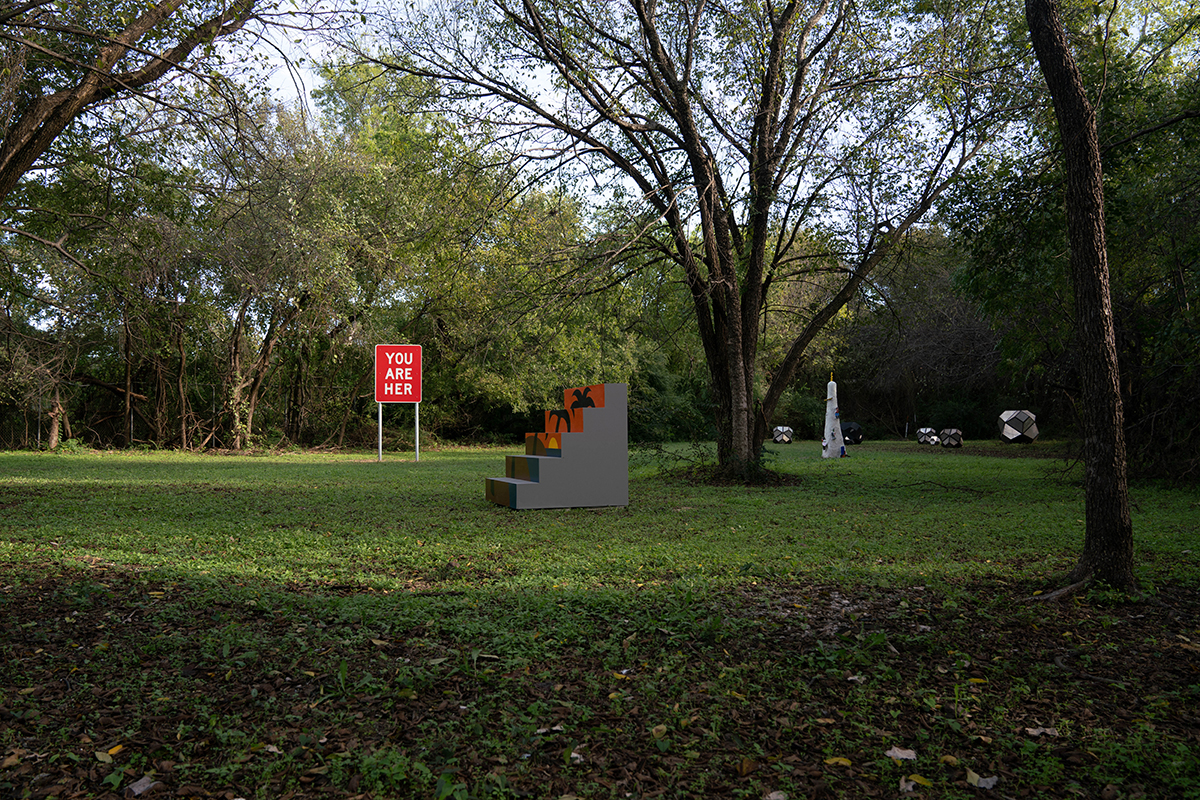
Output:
485,477,534,508
506,454,554,482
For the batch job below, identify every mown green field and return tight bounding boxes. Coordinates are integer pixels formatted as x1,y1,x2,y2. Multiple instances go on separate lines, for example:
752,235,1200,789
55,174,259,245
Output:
1,441,1195,589
1,443,1198,799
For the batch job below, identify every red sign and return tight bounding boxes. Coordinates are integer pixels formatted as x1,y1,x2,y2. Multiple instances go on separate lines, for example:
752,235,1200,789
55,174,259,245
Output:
375,344,422,403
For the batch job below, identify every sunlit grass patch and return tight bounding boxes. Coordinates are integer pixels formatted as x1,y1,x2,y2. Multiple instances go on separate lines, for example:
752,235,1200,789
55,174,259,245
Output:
0,443,1196,589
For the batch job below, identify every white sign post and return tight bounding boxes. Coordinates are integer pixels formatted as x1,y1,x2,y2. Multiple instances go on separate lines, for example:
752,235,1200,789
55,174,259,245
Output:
374,344,423,462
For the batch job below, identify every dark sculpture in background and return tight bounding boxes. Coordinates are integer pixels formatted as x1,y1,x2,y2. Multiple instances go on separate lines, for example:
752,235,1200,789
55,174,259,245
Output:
999,410,1039,443
841,421,865,445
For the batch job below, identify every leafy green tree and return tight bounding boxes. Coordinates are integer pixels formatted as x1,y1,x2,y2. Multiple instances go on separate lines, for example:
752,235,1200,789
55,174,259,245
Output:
0,0,342,448
830,228,1003,438
2,42,635,451
355,0,1027,476
947,1,1199,482
0,87,219,448
315,62,649,443
945,0,1197,588
0,0,260,205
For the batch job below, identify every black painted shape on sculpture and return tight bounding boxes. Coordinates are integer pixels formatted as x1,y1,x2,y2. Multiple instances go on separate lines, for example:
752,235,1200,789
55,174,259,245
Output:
570,387,596,410
548,409,572,432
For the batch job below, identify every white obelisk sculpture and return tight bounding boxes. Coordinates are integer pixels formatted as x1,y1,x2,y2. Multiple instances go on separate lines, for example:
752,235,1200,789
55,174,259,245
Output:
822,374,846,458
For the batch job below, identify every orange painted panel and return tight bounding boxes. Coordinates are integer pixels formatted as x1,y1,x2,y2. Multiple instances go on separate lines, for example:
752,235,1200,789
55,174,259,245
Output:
564,384,605,410
526,433,562,455
544,408,583,434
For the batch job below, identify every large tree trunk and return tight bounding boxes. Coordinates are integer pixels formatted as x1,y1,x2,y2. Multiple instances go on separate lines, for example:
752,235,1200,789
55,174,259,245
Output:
225,299,250,449
123,311,134,446
176,315,188,450
1026,0,1136,589
47,387,61,449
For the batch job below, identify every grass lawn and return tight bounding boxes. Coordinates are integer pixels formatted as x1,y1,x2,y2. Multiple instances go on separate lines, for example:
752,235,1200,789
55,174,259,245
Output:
1,441,1198,799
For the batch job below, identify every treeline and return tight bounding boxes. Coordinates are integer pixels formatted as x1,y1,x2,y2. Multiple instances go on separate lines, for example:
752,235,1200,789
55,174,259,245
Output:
0,64,715,451
1,3,1197,480
0,74,1006,454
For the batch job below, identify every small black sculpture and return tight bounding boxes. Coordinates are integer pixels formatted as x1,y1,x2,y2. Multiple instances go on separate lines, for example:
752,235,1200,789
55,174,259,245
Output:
841,421,864,445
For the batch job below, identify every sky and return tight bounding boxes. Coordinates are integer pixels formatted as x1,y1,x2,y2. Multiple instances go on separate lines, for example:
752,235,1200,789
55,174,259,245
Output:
260,27,324,109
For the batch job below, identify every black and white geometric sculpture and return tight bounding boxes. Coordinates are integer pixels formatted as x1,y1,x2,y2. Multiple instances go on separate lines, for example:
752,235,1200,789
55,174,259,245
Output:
772,426,794,444
998,410,1038,443
842,421,864,445
917,427,939,445
939,428,963,448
